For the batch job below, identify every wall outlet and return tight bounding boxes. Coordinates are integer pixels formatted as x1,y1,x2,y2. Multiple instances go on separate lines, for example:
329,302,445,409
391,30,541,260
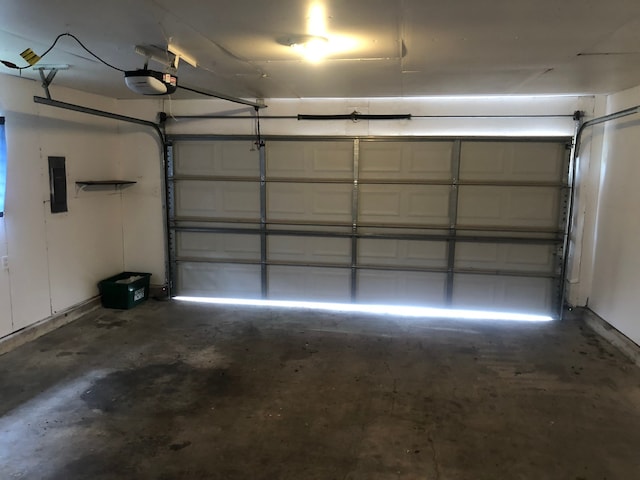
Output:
1,256,8,270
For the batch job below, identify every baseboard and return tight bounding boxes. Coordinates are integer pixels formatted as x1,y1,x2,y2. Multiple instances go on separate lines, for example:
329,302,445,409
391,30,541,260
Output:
581,307,640,367
0,296,102,356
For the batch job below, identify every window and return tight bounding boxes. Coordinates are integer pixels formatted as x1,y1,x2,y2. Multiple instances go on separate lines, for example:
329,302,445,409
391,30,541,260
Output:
0,117,6,218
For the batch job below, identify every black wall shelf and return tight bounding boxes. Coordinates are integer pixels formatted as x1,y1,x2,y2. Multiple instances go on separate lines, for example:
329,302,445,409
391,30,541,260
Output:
75,180,137,191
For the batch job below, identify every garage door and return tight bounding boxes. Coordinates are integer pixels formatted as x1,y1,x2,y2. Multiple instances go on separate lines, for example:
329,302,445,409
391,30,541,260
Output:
168,137,569,317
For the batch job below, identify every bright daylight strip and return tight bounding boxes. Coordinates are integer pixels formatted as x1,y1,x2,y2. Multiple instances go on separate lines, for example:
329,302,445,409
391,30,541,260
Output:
173,297,553,322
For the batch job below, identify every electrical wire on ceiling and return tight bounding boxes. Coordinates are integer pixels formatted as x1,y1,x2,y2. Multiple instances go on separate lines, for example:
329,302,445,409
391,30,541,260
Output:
0,32,267,108
0,33,125,72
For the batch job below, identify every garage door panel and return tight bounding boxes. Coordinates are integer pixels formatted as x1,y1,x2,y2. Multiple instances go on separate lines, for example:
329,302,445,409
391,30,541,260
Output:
460,142,566,182
357,270,447,306
176,181,259,219
358,239,447,268
268,184,306,215
455,243,555,273
360,141,453,180
361,190,400,216
267,141,353,179
178,262,261,298
268,266,351,301
171,138,567,317
267,183,352,222
452,274,552,314
359,185,450,225
174,141,259,176
177,232,260,261
268,236,351,264
457,186,559,228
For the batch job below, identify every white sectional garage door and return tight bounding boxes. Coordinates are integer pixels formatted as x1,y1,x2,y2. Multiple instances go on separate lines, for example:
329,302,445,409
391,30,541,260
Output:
168,137,569,317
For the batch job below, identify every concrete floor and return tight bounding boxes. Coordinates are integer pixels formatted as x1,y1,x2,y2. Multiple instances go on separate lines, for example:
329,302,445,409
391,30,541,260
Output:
1,301,640,480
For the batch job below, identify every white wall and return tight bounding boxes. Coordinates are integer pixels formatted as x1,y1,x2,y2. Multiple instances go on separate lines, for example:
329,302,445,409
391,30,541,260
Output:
0,74,130,338
0,84,599,339
116,100,165,282
579,84,640,345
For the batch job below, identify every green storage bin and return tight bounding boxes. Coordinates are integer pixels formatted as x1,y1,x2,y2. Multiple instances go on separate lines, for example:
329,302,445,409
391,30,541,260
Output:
98,271,151,309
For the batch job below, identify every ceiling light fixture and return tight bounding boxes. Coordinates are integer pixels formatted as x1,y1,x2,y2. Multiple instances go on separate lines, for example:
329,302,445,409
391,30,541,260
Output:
278,3,357,62
279,34,329,62
291,35,329,62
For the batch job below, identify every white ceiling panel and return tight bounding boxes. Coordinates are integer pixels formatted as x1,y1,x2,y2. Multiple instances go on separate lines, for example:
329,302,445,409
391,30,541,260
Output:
0,0,639,99
153,0,401,61
253,58,403,98
516,53,640,94
401,1,639,69
401,67,547,96
583,17,640,54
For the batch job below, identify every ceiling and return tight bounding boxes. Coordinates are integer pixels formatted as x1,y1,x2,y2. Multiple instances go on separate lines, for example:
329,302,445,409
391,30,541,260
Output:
1,0,640,100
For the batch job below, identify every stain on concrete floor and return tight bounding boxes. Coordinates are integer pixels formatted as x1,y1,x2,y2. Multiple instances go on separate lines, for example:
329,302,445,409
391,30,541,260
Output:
1,301,640,479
